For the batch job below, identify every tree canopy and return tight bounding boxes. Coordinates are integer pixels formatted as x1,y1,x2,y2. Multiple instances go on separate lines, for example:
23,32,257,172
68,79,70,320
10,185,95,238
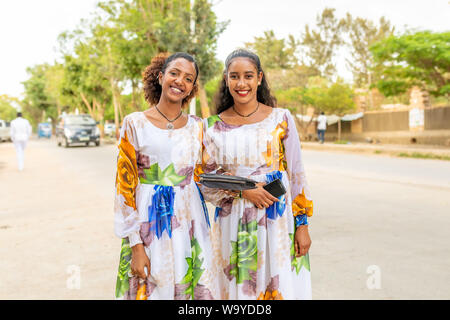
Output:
18,0,227,131
0,95,19,121
245,30,298,70
371,31,450,98
13,5,448,139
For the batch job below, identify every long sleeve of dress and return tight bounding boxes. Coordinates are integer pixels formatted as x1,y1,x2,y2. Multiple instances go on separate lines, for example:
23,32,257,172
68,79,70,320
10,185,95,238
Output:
114,116,142,247
282,110,313,226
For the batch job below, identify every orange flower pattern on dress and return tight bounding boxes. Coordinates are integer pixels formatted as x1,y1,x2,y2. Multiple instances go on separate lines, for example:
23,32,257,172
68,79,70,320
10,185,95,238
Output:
116,131,138,210
199,109,313,299
292,189,313,217
114,113,221,300
256,275,284,300
193,120,207,183
194,150,209,183
257,290,284,300
262,120,288,171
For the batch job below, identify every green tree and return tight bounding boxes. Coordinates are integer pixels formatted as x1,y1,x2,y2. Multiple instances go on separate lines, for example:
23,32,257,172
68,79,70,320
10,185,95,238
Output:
245,29,320,138
23,0,227,130
22,64,58,127
0,95,19,121
245,30,298,70
97,0,161,113
300,8,344,79
202,74,222,110
267,64,319,92
44,63,69,119
302,77,355,141
60,48,111,124
245,29,319,96
370,31,450,100
275,86,314,139
189,0,228,117
98,0,227,118
341,14,394,108
58,17,118,135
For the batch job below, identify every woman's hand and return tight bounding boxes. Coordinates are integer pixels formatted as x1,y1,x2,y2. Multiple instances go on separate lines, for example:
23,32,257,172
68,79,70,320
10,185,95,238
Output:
131,243,151,279
221,172,240,198
242,183,279,209
294,225,311,257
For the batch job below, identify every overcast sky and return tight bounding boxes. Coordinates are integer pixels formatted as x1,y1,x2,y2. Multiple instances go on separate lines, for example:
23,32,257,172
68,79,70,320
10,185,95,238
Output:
1,0,449,99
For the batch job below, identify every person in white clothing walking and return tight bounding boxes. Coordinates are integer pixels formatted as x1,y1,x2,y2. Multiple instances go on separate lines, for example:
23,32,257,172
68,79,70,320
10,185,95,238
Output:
317,111,327,144
10,112,32,171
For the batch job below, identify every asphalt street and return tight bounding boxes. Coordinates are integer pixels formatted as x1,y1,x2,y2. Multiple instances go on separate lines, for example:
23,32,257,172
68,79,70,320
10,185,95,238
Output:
1,138,449,299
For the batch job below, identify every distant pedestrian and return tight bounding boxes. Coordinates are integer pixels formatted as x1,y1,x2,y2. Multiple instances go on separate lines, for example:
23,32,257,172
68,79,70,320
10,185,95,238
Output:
10,112,32,171
317,112,327,144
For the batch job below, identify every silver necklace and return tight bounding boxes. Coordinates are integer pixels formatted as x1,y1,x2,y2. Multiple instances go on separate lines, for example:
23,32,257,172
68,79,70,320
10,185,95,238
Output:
155,105,183,130
233,102,260,118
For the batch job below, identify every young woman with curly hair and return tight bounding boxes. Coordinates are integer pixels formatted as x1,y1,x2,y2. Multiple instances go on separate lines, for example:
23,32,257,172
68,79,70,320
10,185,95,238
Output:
199,49,314,299
114,52,220,300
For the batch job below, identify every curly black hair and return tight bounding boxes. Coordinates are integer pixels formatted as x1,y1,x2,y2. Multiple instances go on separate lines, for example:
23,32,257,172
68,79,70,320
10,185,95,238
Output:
215,49,277,115
142,52,199,107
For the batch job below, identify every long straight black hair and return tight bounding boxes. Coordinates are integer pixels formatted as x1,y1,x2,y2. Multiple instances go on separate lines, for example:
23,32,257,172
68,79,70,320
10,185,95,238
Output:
214,49,277,115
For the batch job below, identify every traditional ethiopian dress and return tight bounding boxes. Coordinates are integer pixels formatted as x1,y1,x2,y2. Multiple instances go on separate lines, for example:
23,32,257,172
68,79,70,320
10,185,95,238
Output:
198,107,313,300
114,112,220,300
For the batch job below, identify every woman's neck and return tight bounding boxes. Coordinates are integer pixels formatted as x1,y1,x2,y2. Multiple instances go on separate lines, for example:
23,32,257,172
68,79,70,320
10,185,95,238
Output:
156,96,183,118
233,97,259,115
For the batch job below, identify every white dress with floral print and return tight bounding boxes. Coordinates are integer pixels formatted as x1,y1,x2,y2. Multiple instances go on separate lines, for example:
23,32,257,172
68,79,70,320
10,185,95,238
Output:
199,107,313,300
114,112,220,300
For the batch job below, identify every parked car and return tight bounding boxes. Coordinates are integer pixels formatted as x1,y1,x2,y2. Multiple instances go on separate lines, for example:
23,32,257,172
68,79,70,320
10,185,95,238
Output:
104,123,116,137
0,119,11,142
38,122,52,138
56,114,100,147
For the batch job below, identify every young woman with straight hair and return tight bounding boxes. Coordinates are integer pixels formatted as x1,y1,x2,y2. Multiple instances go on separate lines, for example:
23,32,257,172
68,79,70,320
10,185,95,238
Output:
198,49,313,300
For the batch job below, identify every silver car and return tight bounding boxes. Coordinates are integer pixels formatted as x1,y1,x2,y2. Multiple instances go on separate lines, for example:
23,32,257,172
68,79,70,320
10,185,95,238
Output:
0,119,11,142
56,114,100,147
104,123,116,137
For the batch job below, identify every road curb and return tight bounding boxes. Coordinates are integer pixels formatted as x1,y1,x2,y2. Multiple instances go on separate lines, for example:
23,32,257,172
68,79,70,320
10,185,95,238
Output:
301,142,450,158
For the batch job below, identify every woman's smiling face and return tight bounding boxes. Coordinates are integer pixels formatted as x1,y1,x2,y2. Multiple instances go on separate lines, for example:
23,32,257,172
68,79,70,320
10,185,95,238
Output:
225,57,262,105
159,58,197,104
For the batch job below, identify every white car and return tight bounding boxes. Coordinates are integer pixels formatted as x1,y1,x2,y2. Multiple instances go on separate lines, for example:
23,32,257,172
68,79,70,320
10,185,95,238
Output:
0,119,11,142
104,123,116,137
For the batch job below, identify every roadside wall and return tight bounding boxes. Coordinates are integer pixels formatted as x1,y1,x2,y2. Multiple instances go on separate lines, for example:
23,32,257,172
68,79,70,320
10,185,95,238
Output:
308,105,450,146
425,106,450,130
362,110,409,131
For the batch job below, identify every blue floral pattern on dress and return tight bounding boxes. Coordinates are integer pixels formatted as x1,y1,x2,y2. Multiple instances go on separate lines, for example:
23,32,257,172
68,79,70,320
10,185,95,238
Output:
294,214,308,226
148,185,175,239
214,207,221,222
196,184,210,228
265,171,286,220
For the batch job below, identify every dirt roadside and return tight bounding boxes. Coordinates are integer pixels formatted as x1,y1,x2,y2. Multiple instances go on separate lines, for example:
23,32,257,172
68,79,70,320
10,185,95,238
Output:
301,141,450,158
2,137,449,300
0,140,119,299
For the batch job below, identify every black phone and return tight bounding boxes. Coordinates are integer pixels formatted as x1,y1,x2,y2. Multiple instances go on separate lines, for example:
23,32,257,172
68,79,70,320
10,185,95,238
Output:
263,179,286,198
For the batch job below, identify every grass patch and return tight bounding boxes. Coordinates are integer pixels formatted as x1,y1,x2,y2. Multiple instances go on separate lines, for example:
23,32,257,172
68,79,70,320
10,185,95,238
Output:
374,150,382,154
333,140,350,144
397,152,450,161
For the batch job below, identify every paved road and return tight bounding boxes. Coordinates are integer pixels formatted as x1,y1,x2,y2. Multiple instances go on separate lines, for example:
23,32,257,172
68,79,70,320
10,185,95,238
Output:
1,138,449,299
302,150,450,299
